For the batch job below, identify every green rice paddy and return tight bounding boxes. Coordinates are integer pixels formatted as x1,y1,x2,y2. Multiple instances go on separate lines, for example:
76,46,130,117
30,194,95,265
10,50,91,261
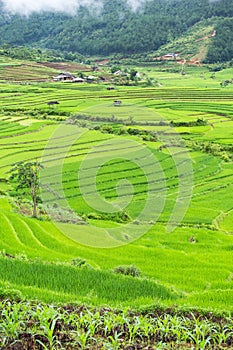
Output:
0,63,233,312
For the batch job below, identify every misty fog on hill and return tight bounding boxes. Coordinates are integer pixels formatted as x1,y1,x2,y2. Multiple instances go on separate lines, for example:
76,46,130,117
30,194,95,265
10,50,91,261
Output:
1,0,148,15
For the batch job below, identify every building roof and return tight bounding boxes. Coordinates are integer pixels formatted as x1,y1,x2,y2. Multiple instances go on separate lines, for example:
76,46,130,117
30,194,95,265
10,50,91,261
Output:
53,72,76,80
72,77,85,82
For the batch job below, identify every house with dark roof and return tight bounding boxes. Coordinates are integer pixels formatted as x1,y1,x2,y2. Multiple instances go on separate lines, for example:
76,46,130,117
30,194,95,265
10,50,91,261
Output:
53,72,76,81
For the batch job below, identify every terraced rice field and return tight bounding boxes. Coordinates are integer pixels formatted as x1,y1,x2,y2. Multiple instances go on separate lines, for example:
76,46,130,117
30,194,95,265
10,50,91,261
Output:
0,70,233,312
0,62,59,82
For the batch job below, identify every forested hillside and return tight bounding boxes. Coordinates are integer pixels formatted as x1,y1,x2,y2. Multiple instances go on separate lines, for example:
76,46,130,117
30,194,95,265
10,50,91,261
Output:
0,0,233,62
205,18,233,63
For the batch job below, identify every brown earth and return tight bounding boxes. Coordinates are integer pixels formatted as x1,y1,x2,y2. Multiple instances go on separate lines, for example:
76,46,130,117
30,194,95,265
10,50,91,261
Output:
39,62,91,72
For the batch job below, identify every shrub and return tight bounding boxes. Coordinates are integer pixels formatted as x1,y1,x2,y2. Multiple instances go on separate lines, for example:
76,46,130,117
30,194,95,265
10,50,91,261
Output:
87,210,130,223
71,258,86,267
113,264,141,277
0,287,22,301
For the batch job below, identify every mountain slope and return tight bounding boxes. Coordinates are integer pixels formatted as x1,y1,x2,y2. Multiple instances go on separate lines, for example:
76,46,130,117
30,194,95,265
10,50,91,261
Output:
152,18,217,63
0,0,232,61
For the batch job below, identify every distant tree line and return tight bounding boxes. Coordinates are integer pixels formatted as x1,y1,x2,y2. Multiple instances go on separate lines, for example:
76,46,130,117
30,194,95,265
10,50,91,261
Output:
0,44,84,62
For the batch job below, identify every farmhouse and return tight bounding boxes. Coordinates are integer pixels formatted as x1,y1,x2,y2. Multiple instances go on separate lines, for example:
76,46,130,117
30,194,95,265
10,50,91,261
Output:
72,77,85,83
53,72,76,81
162,52,181,60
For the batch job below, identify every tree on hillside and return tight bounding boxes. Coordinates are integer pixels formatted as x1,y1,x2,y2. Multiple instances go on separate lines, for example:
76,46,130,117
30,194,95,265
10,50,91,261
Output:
130,69,137,81
9,161,43,218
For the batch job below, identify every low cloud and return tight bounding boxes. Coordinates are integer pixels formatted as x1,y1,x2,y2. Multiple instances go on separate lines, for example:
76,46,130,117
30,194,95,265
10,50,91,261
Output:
1,0,103,16
1,0,147,16
126,0,148,11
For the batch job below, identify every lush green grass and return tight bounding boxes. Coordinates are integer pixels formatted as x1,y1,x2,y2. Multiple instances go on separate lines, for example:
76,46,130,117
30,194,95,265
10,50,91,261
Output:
0,197,233,310
0,257,177,306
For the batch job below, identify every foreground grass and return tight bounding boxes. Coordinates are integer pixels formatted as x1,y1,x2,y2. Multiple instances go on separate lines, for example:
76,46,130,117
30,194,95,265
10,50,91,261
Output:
1,300,233,349
0,256,178,307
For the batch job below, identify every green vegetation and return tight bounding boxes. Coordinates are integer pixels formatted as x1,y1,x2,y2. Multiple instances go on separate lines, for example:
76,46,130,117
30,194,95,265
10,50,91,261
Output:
0,56,232,348
10,161,43,218
0,64,232,308
205,18,233,63
1,300,233,349
0,44,84,62
0,0,233,62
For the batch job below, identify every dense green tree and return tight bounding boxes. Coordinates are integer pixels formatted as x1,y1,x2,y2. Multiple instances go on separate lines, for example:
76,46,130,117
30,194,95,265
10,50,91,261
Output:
205,18,233,63
10,161,43,218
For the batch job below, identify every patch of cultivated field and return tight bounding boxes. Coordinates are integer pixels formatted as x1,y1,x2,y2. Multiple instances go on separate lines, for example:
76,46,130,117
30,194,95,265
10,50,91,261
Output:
0,69,232,313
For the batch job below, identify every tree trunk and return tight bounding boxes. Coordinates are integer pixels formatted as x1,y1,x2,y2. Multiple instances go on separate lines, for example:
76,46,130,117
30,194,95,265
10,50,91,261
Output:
32,196,37,218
